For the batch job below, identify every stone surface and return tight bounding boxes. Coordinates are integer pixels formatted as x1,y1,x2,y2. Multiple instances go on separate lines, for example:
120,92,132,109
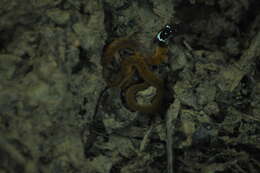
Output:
0,0,260,172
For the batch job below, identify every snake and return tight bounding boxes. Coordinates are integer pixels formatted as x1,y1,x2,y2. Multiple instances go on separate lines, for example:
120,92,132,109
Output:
102,24,174,113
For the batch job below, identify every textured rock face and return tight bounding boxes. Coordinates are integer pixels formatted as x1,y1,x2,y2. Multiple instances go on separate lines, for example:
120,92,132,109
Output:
0,0,260,172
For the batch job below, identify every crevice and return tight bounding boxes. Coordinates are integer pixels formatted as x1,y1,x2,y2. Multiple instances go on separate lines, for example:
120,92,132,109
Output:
71,46,89,74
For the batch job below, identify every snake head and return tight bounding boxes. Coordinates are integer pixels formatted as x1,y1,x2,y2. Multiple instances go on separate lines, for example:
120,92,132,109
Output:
155,24,176,45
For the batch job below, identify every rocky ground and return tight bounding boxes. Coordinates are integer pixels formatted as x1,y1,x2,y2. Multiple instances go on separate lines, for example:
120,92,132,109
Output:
0,0,260,173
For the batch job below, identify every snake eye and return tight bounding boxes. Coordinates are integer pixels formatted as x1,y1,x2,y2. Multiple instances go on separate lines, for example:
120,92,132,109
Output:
156,24,175,44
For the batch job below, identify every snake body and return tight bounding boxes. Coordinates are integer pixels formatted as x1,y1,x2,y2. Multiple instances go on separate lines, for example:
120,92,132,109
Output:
102,25,174,113
102,37,168,113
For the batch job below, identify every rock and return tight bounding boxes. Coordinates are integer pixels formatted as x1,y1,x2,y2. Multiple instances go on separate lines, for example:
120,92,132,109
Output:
47,9,70,25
